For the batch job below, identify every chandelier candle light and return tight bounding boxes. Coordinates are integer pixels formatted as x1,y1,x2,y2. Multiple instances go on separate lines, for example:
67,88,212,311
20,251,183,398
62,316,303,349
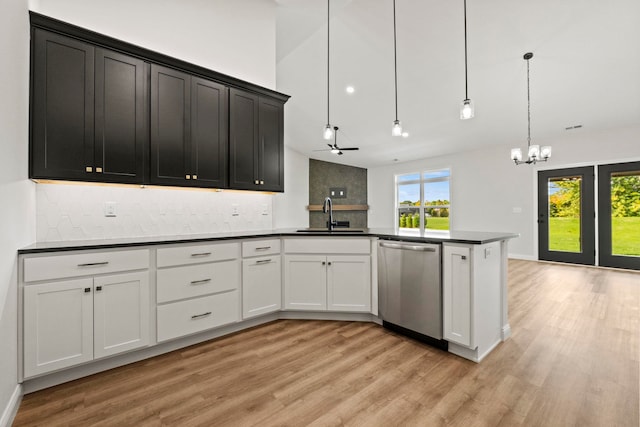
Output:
460,0,474,120
323,0,334,140
511,52,552,165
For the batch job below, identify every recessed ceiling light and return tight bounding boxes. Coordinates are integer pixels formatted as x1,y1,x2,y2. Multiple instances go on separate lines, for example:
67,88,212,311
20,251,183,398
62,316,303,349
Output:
346,86,355,94
402,132,409,138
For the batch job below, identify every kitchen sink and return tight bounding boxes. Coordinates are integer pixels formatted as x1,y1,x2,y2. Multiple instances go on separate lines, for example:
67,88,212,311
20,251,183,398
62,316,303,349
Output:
296,228,365,233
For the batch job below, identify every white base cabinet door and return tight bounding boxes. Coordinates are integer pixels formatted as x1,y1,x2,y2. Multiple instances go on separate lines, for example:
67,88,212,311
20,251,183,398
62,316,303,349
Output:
284,255,327,310
242,256,281,319
94,272,149,359
24,278,94,378
327,256,371,312
443,245,472,347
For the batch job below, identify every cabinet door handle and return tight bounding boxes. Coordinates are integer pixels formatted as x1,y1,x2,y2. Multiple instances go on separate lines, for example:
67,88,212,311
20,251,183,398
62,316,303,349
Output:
260,180,264,185
84,287,91,293
190,279,211,285
254,180,260,185
85,166,93,172
460,255,467,260
255,246,271,251
256,259,272,264
321,261,326,265
78,262,109,267
96,286,102,291
191,312,212,320
190,252,211,258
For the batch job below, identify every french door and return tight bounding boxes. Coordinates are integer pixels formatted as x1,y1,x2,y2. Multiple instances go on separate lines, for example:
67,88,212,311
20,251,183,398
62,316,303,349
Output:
538,162,640,270
598,162,640,270
538,167,595,266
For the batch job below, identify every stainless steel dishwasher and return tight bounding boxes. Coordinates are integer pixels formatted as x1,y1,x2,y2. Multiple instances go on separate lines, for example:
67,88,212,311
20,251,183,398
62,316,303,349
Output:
378,240,447,350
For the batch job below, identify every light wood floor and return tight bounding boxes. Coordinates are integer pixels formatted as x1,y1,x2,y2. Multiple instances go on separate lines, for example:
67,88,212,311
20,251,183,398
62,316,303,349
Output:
13,260,639,426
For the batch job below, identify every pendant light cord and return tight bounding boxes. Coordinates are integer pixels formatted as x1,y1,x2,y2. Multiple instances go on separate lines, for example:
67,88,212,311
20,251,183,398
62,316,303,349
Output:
463,0,468,99
526,56,531,147
327,0,330,125
393,0,399,121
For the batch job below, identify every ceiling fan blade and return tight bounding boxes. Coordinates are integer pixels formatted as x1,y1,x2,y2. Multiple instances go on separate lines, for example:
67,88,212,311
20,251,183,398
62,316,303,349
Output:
327,143,334,149
339,147,359,151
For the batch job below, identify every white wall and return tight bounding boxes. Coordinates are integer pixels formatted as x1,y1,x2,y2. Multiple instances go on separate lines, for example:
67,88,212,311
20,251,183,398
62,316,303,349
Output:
273,146,309,229
31,0,277,89
368,125,640,258
0,0,36,424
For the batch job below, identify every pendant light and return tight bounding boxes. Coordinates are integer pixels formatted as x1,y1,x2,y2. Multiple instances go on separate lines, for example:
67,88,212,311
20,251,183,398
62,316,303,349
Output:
511,53,552,165
460,0,474,120
391,0,402,136
323,0,334,140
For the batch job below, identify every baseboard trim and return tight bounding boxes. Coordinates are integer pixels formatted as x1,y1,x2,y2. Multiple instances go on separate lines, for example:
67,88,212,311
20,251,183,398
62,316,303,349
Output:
502,324,512,340
508,253,537,261
0,384,22,427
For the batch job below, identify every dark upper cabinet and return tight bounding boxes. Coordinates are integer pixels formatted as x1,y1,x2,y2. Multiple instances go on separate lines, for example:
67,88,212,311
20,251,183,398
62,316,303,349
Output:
229,88,284,192
150,65,228,188
31,29,95,180
31,29,147,183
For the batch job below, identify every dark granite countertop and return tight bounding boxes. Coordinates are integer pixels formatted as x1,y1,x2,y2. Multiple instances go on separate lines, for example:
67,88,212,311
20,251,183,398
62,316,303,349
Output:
18,228,519,254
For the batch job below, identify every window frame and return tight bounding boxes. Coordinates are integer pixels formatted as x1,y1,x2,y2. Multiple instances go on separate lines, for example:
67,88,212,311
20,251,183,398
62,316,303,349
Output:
395,168,451,233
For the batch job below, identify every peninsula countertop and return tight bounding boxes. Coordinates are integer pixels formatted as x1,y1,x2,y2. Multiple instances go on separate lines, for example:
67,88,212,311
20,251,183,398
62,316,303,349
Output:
18,228,519,254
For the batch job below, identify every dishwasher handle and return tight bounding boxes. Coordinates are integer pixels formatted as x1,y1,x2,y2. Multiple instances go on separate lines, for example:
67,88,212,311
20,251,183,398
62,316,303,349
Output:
379,242,437,252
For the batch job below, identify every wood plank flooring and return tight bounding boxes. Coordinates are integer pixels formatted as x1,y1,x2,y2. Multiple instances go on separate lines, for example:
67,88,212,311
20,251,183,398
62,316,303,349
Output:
13,260,639,426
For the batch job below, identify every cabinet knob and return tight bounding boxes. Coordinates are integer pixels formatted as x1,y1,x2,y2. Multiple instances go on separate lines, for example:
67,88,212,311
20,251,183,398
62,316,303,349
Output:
96,286,102,291
96,167,103,173
193,175,198,180
321,261,326,265
327,261,332,266
186,175,191,180
260,180,264,185
85,166,93,173
461,255,467,260
84,287,91,293
254,180,259,185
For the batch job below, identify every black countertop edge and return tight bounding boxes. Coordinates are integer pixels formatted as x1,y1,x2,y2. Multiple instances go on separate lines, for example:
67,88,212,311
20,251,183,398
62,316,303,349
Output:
18,229,519,254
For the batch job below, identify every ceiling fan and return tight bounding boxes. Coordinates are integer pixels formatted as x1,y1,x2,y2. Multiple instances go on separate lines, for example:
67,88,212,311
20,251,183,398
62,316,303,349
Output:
314,126,359,155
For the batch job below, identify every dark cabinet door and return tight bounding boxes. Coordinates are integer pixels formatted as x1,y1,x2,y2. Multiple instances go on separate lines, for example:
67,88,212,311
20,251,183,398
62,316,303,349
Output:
191,77,228,188
95,48,147,183
258,97,284,192
31,29,95,180
229,88,259,190
150,64,191,186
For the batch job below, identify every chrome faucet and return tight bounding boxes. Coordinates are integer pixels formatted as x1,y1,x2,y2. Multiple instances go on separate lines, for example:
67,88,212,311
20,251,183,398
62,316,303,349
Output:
322,196,337,231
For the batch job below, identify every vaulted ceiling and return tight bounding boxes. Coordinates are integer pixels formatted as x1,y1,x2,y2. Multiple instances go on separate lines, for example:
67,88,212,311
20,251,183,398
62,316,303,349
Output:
275,0,640,168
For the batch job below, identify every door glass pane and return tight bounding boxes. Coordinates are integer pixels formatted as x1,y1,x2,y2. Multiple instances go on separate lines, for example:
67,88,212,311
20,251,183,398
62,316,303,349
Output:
548,176,582,252
610,171,640,256
398,183,420,231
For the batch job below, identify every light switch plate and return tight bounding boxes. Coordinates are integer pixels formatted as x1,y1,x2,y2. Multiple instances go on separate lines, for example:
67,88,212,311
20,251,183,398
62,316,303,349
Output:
104,202,117,217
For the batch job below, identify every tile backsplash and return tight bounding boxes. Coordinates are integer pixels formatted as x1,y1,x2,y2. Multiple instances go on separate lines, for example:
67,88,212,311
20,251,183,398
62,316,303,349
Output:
36,183,274,242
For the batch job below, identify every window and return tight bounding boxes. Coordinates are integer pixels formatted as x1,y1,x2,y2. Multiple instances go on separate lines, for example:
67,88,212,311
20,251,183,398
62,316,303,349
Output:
396,169,450,233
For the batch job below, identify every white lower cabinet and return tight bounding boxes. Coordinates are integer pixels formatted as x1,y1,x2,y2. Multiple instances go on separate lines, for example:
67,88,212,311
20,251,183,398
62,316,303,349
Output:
23,271,149,378
283,254,371,312
443,242,502,362
242,256,281,319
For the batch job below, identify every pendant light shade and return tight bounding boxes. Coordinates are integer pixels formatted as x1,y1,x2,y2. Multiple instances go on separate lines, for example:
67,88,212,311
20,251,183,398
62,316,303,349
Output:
323,0,333,140
511,52,552,165
460,0,474,120
391,0,402,136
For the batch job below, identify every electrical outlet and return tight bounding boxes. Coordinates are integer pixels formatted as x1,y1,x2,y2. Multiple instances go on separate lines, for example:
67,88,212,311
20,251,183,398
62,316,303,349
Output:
231,204,240,217
261,204,269,216
104,202,117,217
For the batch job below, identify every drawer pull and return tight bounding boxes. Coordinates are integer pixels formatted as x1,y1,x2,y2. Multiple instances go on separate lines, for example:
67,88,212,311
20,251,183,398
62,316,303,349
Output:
84,287,91,293
256,259,272,264
96,286,102,291
78,262,109,267
255,246,271,251
190,252,211,258
191,312,212,320
190,279,211,285
460,255,467,260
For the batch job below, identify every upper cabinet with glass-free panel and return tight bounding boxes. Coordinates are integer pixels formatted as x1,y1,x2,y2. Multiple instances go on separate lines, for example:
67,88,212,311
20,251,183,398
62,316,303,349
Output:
29,12,289,191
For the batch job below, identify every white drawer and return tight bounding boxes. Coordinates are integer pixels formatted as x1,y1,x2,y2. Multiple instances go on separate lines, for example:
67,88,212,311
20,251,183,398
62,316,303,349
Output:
157,259,240,303
283,238,370,255
242,239,280,257
157,242,240,267
157,291,239,342
23,249,149,283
